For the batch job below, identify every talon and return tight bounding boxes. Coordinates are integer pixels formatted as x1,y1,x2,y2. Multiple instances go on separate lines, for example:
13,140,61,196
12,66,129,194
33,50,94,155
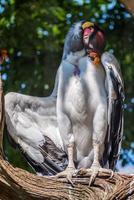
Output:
110,170,114,178
106,169,114,180
89,166,99,186
55,167,76,186
67,175,74,186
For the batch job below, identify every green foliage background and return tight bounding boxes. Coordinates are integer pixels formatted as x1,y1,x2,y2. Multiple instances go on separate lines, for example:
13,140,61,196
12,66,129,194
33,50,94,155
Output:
0,0,134,172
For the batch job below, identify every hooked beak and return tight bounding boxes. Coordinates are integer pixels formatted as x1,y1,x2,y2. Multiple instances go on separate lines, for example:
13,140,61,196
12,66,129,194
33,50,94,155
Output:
83,27,94,45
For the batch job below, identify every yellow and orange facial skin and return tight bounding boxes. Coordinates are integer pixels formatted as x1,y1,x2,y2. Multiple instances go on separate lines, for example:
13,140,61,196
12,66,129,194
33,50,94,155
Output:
89,51,100,65
82,21,94,30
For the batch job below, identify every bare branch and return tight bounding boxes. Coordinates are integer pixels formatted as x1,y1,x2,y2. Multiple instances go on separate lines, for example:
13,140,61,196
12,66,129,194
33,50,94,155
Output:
0,159,134,200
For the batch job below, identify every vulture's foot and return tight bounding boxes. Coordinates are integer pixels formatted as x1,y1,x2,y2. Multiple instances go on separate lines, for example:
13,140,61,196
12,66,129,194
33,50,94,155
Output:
55,167,76,186
77,164,113,186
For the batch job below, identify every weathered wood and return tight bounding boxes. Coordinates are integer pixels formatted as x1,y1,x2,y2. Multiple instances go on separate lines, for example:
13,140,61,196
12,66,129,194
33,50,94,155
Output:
0,77,134,200
0,159,134,200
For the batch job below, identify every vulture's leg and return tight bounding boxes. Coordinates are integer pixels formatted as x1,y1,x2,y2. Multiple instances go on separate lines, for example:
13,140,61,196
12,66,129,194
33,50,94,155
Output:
78,104,113,185
56,135,76,185
87,141,113,186
78,142,113,186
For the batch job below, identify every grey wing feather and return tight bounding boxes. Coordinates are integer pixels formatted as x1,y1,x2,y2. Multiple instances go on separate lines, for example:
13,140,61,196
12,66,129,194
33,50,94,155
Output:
4,21,85,174
5,92,67,175
101,52,125,170
50,67,60,98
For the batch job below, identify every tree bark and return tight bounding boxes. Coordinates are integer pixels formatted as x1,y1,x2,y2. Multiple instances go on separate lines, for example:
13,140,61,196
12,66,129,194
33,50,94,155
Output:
0,77,134,200
120,0,134,15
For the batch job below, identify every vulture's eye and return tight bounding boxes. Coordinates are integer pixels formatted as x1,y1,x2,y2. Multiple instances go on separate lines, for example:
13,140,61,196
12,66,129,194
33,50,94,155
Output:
89,26,94,31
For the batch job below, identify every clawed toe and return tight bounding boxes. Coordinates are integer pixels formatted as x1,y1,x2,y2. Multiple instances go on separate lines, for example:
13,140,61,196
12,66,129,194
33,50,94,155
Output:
89,167,99,186
55,167,76,186
76,166,113,186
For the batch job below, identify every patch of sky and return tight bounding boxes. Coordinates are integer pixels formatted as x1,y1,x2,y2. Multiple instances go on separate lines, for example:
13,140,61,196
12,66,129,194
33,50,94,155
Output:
37,27,43,35
73,0,83,6
66,13,72,19
66,14,71,24
131,98,134,104
21,83,26,89
17,51,22,57
43,30,48,36
124,104,127,109
5,57,10,62
109,22,115,30
66,20,71,25
117,160,134,173
0,0,6,5
44,84,49,90
109,49,114,54
85,0,90,3
90,18,96,23
124,12,131,19
99,19,105,24
100,4,107,13
124,149,134,163
107,0,116,10
94,12,99,18
37,28,49,37
102,13,109,20
0,5,4,13
2,73,7,80
79,12,83,16
131,143,134,148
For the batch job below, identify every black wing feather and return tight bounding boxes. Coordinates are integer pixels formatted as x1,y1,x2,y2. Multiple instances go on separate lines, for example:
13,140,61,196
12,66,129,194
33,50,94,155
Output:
108,69,124,169
5,127,68,175
101,52,124,170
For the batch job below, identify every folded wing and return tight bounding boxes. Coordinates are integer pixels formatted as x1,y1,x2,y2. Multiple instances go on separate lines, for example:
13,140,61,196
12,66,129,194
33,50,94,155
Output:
5,92,67,175
101,52,124,169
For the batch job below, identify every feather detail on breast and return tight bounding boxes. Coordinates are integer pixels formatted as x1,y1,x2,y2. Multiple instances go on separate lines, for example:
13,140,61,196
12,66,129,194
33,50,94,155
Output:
64,76,87,122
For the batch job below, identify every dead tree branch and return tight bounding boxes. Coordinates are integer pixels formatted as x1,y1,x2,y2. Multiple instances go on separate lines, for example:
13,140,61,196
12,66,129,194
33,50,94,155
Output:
0,76,134,199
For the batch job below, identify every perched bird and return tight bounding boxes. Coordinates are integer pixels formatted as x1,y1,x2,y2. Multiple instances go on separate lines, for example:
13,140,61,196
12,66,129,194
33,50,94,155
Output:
5,21,124,185
56,21,124,184
5,21,86,175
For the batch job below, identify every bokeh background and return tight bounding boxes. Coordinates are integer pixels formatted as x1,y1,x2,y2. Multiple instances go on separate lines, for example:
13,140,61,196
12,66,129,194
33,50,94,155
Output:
0,0,134,173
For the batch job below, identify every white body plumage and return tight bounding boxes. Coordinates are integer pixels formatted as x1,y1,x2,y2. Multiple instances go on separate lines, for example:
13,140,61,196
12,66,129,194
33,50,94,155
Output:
57,55,107,168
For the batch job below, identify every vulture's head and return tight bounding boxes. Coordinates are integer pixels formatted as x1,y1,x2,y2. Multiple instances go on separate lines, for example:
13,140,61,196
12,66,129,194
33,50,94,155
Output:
82,21,105,64
62,21,85,60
